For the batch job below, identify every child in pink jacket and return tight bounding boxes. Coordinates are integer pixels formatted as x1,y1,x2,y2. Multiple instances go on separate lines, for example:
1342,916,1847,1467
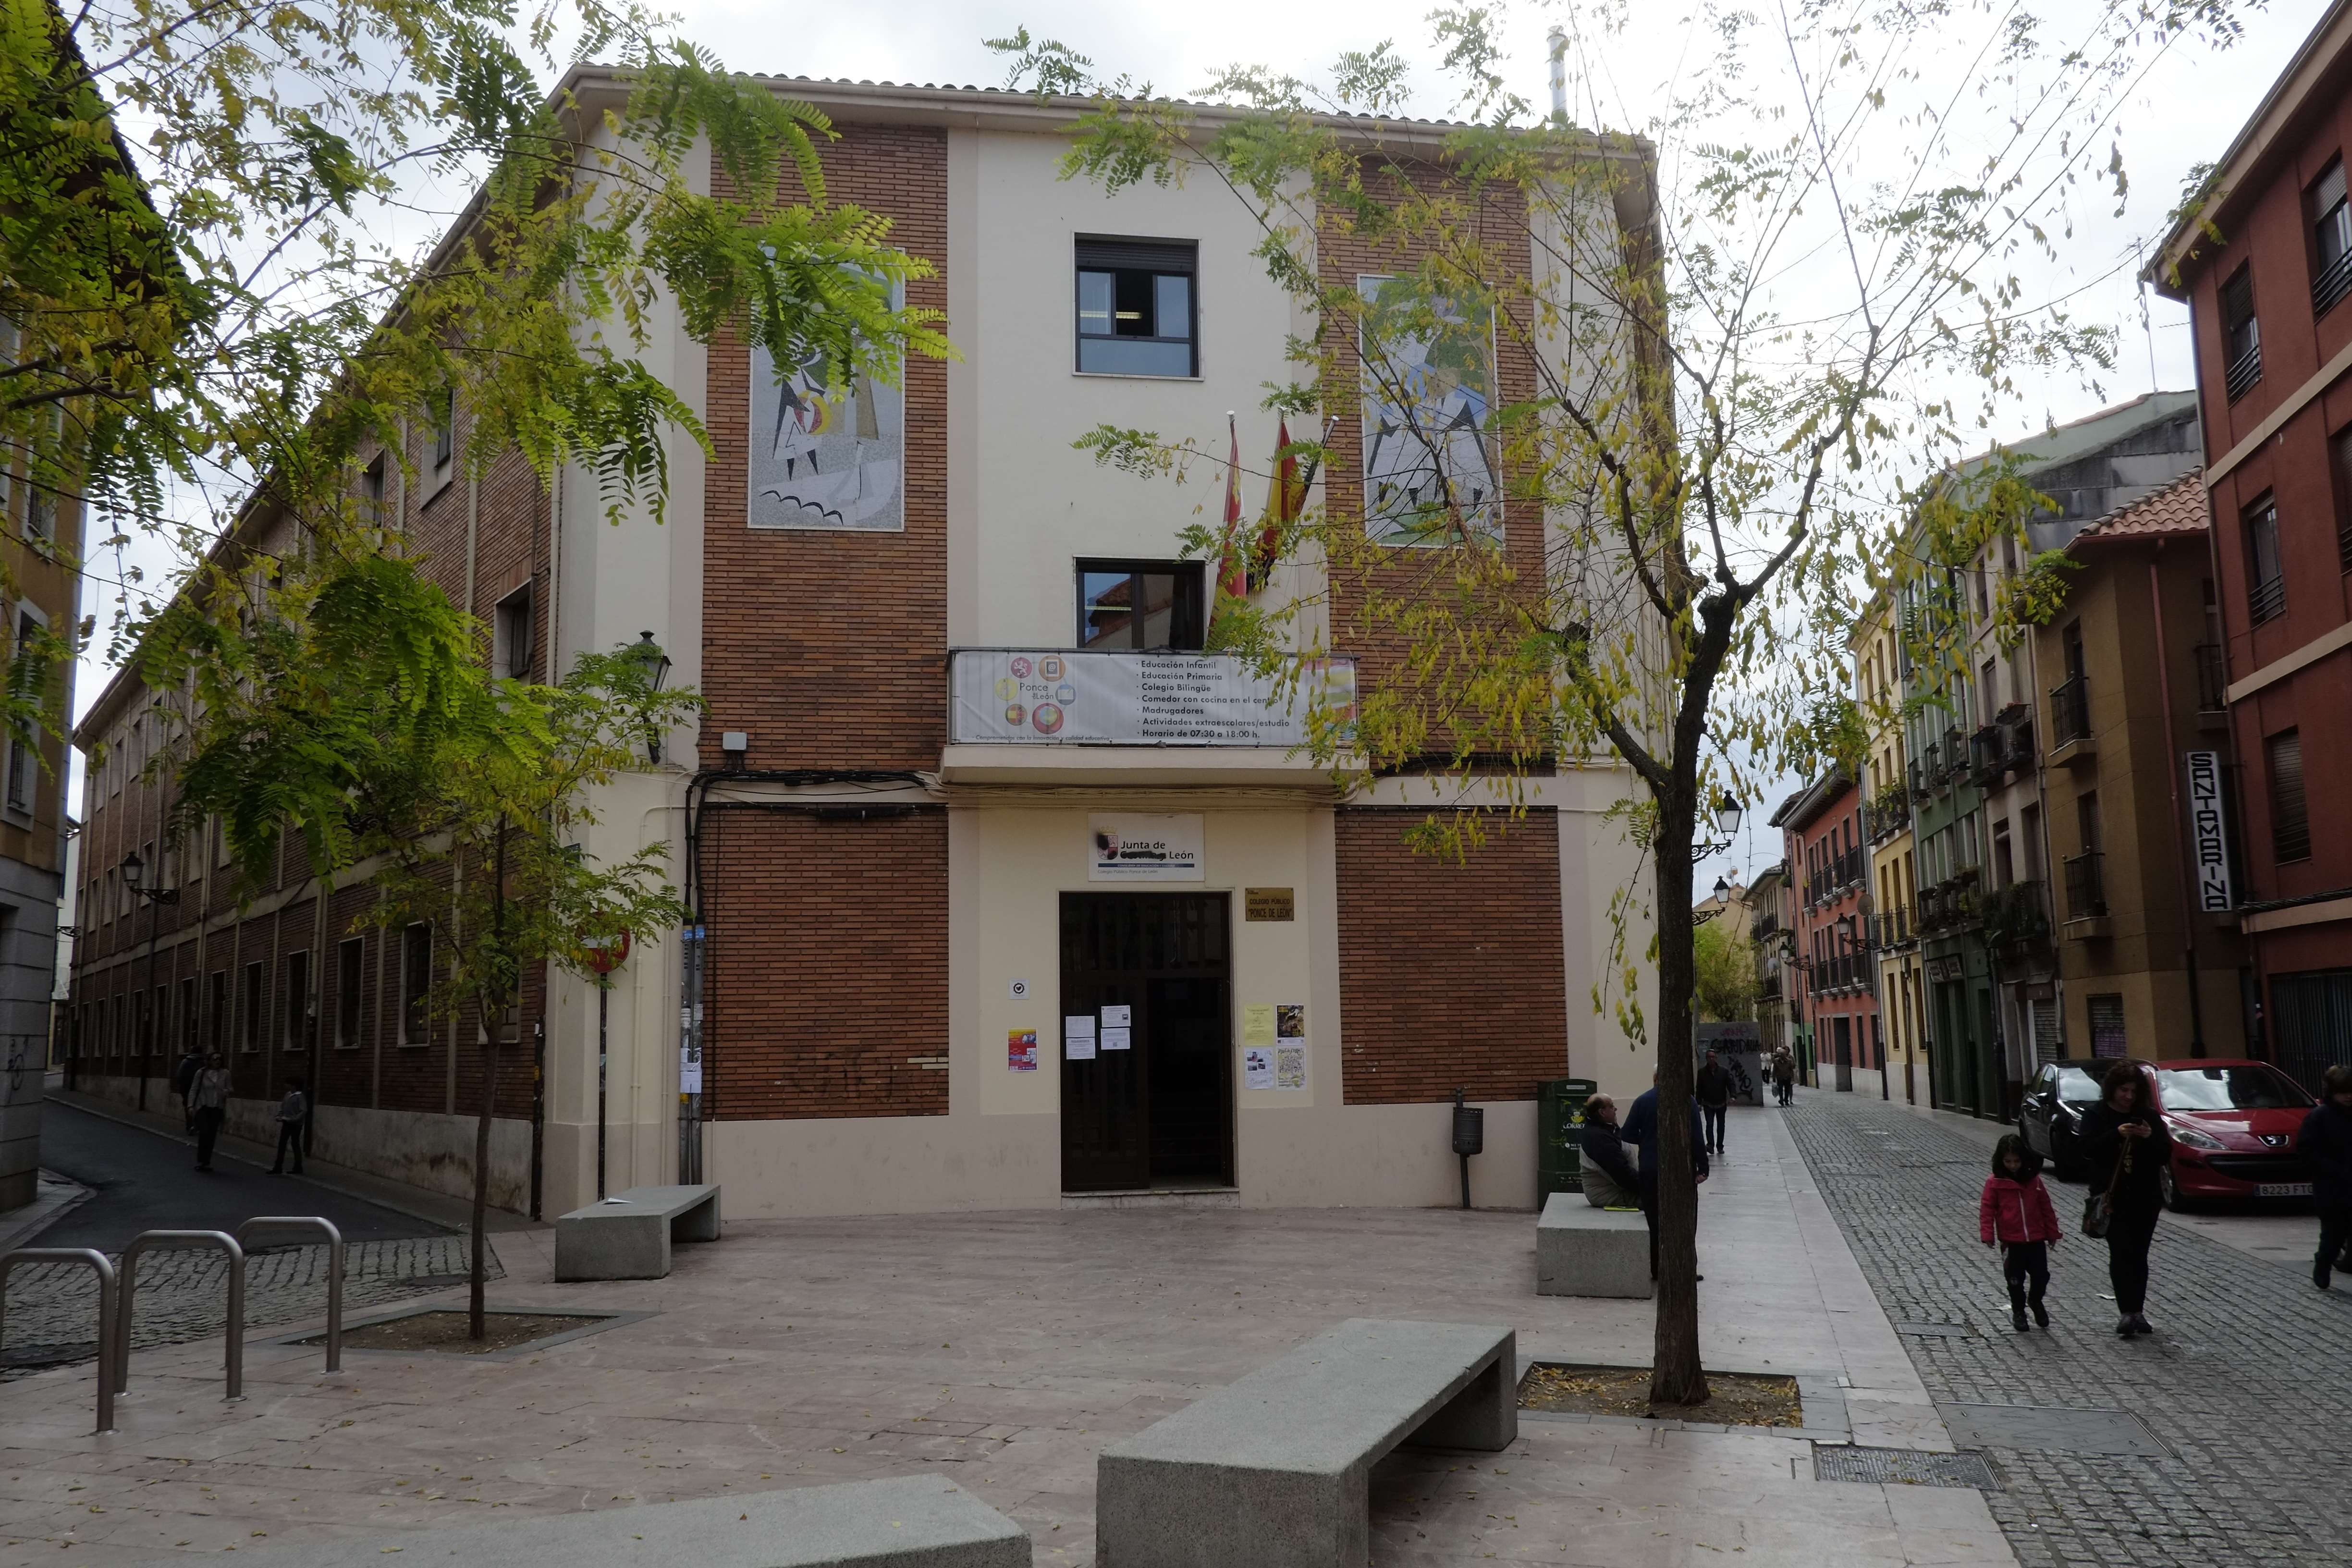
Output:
1982,1134,2062,1331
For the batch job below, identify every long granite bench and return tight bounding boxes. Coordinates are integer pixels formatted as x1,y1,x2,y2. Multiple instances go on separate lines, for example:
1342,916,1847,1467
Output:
555,1182,721,1282
1096,1317,1516,1568
119,1475,1028,1567
1535,1190,1651,1298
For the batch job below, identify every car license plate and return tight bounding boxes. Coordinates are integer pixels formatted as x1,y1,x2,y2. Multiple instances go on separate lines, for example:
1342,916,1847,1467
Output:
2258,1182,2312,1198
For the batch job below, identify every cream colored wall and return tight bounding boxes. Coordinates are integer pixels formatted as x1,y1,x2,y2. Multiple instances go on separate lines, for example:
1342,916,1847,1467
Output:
956,130,1303,647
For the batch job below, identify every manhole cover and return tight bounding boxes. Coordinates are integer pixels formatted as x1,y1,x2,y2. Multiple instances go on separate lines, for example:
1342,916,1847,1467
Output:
1895,1321,1975,1337
1815,1446,1999,1489
1934,1402,2173,1457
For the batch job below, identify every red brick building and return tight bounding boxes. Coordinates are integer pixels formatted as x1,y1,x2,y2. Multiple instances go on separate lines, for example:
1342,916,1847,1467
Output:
65,75,1661,1218
2153,0,2352,1088
1772,773,1884,1093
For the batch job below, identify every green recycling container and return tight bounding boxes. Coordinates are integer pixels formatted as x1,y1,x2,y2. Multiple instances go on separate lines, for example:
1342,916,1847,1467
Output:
1537,1077,1599,1203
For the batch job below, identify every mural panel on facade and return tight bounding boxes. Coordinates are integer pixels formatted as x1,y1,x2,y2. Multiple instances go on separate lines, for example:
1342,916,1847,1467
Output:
1357,275,1500,547
748,296,904,532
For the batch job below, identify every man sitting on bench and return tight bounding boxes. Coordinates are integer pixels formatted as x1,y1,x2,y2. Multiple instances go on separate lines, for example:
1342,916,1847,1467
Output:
1580,1095,1642,1210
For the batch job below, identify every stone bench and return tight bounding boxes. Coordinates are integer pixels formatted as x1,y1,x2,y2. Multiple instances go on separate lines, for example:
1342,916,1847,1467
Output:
1535,1190,1650,1298
1096,1316,1516,1568
119,1475,1029,1567
555,1183,721,1282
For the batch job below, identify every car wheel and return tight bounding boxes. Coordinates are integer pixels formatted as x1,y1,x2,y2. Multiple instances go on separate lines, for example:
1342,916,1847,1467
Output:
2159,1162,2194,1213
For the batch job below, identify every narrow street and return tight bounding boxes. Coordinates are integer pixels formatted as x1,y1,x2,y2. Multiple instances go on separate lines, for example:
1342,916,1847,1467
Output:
1786,1088,2352,1568
2,1100,493,1372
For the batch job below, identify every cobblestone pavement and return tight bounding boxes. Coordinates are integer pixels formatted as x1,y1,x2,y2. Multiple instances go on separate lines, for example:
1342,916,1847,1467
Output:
1,1235,502,1372
1787,1090,2352,1568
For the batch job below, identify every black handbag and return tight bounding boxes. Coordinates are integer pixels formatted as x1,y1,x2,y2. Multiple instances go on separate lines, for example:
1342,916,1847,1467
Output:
2082,1143,2124,1238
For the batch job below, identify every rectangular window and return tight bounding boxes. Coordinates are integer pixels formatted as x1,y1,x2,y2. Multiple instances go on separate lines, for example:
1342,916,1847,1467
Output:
208,970,228,1053
2245,492,2284,624
362,453,387,524
432,388,456,469
401,922,432,1046
493,584,534,680
2334,427,2352,574
336,936,365,1049
2221,263,2262,401
2268,728,2311,862
1076,560,1206,651
1075,237,1198,377
2088,993,2128,1059
284,949,310,1055
178,976,196,1051
5,614,37,815
241,962,265,1052
2313,157,2352,314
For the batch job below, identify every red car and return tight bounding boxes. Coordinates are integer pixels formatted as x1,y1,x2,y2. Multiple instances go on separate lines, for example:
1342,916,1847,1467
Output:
2150,1059,2317,1209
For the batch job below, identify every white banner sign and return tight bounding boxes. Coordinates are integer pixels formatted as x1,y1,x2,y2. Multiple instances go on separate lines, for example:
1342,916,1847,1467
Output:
1090,813,1204,882
951,650,1353,747
2185,750,2235,912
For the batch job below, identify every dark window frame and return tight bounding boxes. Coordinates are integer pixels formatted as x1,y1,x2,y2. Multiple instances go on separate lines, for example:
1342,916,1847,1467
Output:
1074,558,1208,651
493,583,534,680
2245,491,2285,625
401,921,433,1046
336,935,366,1049
1074,236,1199,379
2267,727,2311,863
2312,156,2352,315
2221,263,2263,401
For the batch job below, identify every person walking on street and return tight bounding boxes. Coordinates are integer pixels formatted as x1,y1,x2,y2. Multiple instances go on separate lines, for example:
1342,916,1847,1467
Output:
1579,1096,1642,1210
2082,1059,2171,1336
2302,1063,2352,1290
1696,1048,1732,1157
1772,1045,1796,1107
268,1076,309,1175
172,1045,205,1134
1981,1133,2062,1330
190,1053,231,1172
1624,1070,1711,1282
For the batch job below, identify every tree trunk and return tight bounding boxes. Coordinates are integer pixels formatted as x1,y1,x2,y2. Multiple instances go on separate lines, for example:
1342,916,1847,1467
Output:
1648,773,1708,1407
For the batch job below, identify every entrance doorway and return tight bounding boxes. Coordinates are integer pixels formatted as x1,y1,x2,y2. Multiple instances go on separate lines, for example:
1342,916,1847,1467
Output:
1059,893,1235,1192
1832,1015,1853,1092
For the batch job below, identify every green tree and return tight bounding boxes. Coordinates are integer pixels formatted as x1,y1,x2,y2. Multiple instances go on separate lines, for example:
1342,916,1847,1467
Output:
996,0,2253,1404
159,558,700,1335
1690,920,1756,1025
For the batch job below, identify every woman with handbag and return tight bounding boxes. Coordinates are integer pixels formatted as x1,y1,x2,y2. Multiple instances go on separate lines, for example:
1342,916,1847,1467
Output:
2081,1058,2171,1337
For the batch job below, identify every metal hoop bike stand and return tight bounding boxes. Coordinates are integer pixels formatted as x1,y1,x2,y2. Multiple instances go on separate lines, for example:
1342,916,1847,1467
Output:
233,1216,343,1372
114,1230,245,1400
0,1248,120,1432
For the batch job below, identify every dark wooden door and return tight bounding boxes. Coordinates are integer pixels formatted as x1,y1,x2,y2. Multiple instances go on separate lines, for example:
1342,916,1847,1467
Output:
1059,893,1233,1192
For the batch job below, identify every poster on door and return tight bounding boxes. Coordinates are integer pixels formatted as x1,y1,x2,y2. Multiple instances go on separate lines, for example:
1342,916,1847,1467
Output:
1089,813,1205,882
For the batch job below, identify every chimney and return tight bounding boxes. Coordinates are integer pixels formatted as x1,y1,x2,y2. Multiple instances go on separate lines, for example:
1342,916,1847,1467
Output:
1546,27,1568,124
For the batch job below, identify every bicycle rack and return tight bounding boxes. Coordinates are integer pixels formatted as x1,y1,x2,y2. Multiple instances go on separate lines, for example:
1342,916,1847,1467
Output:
115,1230,245,1400
0,1248,119,1433
234,1216,343,1372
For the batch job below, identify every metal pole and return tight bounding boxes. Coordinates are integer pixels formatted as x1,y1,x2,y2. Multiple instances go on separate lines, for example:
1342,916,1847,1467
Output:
597,984,608,1201
1,1248,118,1433
234,1218,342,1373
115,1231,245,1399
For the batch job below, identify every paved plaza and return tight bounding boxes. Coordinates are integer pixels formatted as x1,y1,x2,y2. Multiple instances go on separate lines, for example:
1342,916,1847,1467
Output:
0,1101,2013,1567
1787,1090,2352,1568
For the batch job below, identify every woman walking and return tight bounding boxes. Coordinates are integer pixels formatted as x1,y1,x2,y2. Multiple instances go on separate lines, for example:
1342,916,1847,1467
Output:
1980,1134,2062,1330
2082,1059,2171,1336
2302,1063,2352,1290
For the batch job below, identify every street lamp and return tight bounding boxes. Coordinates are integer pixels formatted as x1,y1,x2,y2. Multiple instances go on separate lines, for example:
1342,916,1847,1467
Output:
121,848,180,1114
120,849,177,906
1692,795,1745,859
628,631,673,765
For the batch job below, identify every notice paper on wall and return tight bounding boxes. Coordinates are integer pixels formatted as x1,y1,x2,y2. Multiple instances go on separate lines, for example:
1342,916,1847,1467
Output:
1064,1016,1096,1061
1242,1004,1277,1048
1276,1004,1305,1041
1100,1027,1131,1052
1243,1046,1274,1090
1275,1044,1307,1090
1101,1004,1132,1029
1008,1029,1038,1072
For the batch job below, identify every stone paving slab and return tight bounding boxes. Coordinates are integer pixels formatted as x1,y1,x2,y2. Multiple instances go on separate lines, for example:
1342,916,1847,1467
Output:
0,1103,2013,1567
1787,1089,2352,1568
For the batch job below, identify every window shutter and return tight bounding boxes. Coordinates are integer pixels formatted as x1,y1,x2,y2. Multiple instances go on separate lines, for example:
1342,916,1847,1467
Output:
1075,237,1197,273
2313,159,2347,222
2268,729,2310,861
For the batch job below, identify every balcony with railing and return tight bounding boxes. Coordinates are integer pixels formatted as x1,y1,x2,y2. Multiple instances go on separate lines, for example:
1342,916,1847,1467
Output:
1869,781,1911,842
1917,873,1982,937
1983,878,2051,953
2317,247,2352,316
2193,643,2229,726
1968,723,2005,786
2249,571,2284,626
2062,851,2109,936
2048,673,2093,761
2224,340,2263,403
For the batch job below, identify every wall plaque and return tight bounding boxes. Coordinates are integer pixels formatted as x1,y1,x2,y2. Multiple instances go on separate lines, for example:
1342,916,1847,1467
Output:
1245,887,1295,922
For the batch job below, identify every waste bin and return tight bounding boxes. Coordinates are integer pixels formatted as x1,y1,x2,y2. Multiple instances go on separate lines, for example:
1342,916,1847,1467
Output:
1537,1077,1599,1203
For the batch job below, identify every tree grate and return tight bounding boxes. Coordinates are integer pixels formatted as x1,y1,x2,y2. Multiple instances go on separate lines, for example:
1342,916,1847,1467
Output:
1814,1446,2000,1489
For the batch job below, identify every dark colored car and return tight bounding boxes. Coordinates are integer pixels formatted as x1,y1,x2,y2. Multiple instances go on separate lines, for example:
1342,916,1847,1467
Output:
2151,1059,2316,1210
2017,1059,2111,1178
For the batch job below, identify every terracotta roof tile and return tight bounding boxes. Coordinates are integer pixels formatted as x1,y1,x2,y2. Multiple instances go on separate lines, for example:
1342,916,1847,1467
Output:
2069,468,2210,549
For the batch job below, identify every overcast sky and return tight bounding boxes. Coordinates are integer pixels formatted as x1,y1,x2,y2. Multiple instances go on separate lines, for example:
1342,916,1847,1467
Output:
69,0,2328,887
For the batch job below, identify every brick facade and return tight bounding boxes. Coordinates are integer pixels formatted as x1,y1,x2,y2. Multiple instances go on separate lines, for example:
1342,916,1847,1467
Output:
700,125,950,774
698,806,948,1120
1334,807,1568,1103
